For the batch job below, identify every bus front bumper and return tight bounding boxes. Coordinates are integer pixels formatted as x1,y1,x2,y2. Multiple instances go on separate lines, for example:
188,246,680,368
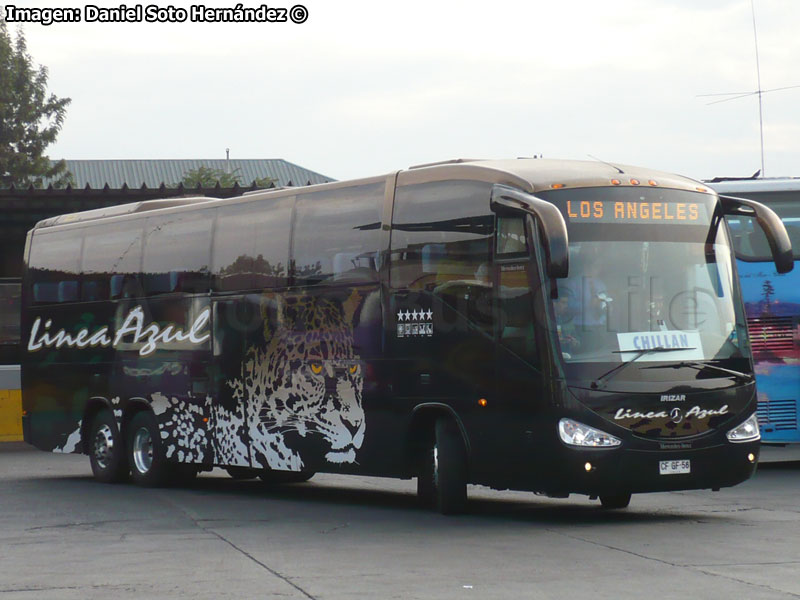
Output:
548,440,760,496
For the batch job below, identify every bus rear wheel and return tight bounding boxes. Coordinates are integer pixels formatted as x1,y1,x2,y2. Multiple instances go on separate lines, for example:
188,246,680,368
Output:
259,470,314,484
432,417,468,515
88,410,128,483
599,493,632,509
127,411,170,487
226,466,261,480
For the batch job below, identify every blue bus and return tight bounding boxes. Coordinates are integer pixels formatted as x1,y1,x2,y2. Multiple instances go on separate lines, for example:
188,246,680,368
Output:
709,178,800,445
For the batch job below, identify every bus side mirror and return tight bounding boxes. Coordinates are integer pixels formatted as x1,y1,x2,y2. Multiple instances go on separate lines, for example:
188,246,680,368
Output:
491,185,569,279
721,195,794,274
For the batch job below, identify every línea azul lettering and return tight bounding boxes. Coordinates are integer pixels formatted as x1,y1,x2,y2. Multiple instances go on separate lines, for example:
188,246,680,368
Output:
27,306,210,356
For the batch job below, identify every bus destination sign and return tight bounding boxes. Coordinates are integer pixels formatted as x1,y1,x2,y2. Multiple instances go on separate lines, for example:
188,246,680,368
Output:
562,200,709,224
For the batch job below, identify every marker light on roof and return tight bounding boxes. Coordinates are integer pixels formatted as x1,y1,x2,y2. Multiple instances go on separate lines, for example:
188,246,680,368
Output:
551,183,566,189
611,179,621,186
648,180,658,186
630,179,640,186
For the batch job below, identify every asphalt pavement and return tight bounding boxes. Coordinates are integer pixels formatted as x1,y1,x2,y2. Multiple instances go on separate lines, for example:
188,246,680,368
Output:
2,442,799,599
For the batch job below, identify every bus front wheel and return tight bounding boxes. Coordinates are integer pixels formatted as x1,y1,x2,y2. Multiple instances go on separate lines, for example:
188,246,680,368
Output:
88,410,128,483
599,493,632,509
127,411,170,487
432,417,468,515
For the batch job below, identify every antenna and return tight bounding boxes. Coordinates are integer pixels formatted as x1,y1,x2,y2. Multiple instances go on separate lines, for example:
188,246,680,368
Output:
697,0,800,177
751,0,765,178
587,154,624,174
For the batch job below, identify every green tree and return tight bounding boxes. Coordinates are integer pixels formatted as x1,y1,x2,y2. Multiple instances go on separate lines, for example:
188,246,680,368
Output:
180,165,275,189
0,20,71,188
181,166,240,188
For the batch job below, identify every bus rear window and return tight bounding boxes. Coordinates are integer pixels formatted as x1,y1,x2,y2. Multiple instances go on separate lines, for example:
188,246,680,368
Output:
28,230,83,304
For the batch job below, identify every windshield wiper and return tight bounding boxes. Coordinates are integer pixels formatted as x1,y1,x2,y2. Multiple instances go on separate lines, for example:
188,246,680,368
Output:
642,361,753,383
591,346,697,390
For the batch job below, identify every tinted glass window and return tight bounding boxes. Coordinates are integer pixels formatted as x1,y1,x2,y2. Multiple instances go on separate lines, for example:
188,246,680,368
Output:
253,196,292,288
390,181,493,290
498,261,538,366
292,184,383,286
497,216,528,255
82,219,144,301
143,211,213,295
725,199,800,260
29,229,83,304
213,196,292,291
0,282,20,346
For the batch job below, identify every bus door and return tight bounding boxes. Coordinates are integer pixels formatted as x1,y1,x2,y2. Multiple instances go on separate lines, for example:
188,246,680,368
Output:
488,215,547,484
387,181,496,472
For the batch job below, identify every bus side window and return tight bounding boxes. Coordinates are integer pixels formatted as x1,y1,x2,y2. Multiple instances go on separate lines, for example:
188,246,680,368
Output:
253,196,293,289
213,197,294,292
496,216,539,367
292,184,382,286
389,181,493,291
214,204,257,292
28,229,83,305
143,211,214,296
82,219,144,301
496,216,528,255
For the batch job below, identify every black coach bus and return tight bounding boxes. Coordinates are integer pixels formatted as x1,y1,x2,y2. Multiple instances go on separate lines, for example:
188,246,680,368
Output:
21,159,793,513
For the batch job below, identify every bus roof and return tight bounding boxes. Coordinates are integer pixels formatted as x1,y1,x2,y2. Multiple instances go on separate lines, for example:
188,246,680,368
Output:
399,158,706,193
35,197,216,229
706,177,800,194
31,158,710,232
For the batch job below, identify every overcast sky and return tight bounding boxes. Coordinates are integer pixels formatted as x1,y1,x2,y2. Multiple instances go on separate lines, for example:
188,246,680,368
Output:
9,0,800,182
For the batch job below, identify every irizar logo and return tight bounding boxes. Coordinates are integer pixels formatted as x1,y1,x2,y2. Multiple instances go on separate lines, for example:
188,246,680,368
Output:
661,394,686,403
614,405,729,421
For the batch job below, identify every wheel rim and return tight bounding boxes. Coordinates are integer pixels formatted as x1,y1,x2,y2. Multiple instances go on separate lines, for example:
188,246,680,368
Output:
93,424,114,469
132,427,153,474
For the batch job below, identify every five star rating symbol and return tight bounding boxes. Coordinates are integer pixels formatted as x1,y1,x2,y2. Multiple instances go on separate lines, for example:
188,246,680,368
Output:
397,309,433,322
396,307,434,338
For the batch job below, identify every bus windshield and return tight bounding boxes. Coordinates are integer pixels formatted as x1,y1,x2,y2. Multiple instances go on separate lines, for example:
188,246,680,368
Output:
726,197,800,261
540,187,749,374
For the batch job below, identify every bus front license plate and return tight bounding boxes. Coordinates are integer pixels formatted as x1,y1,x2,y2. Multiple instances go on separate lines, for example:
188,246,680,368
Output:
659,460,690,475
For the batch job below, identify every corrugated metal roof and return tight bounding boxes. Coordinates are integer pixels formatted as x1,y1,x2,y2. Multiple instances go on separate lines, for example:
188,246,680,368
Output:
47,159,335,188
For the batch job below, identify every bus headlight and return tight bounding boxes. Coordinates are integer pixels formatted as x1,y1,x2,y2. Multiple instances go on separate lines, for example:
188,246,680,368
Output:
558,418,621,448
726,413,761,443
